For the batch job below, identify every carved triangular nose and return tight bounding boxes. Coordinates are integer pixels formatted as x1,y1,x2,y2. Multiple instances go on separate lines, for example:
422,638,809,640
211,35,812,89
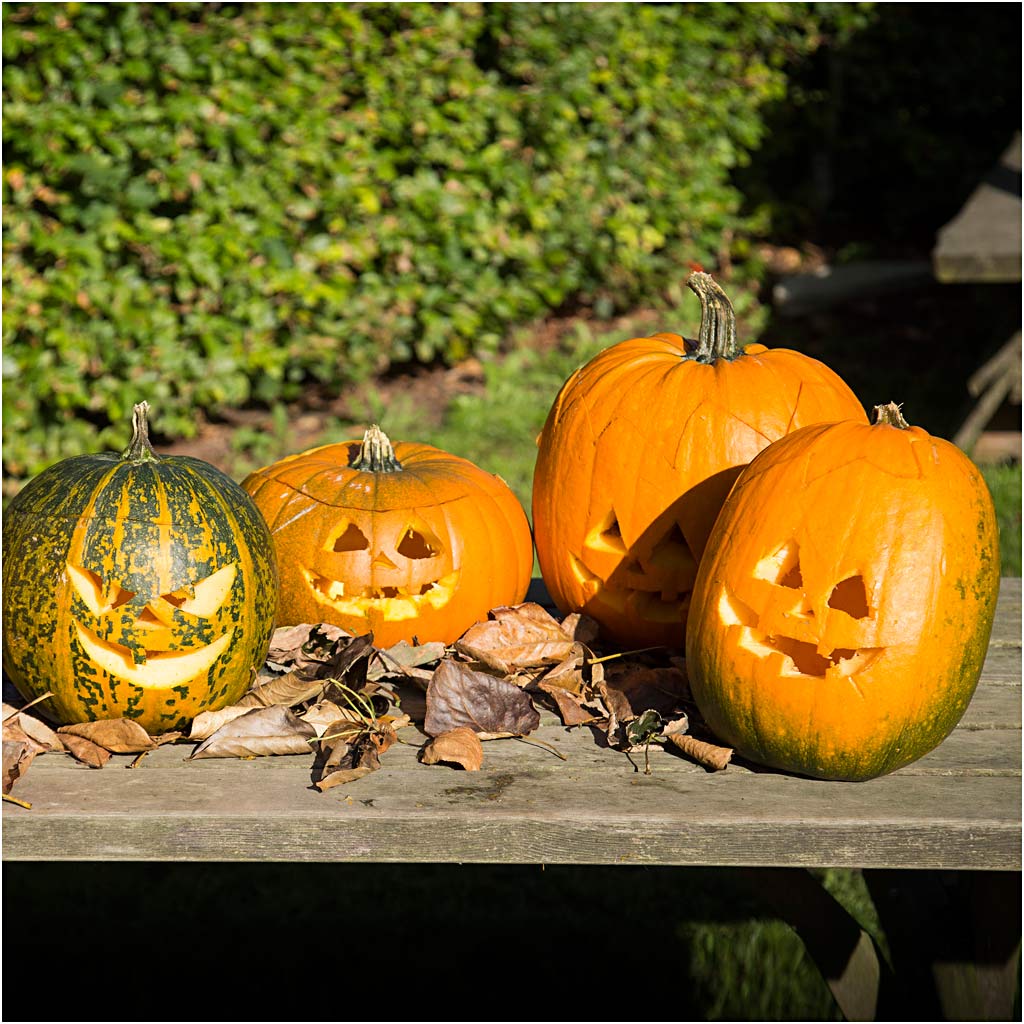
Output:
372,552,398,571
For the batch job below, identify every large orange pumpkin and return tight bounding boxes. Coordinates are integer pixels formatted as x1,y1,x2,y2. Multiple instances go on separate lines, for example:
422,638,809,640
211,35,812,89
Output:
532,271,867,648
242,426,534,647
685,403,1000,781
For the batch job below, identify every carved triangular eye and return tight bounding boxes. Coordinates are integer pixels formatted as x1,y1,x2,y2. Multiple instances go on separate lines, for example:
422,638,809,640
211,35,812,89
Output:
755,540,803,589
397,526,440,559
67,564,136,615
326,522,370,552
828,575,871,619
585,509,627,554
160,563,237,617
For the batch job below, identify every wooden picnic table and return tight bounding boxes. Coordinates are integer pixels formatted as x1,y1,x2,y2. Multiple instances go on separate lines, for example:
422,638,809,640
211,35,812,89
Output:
4,577,1020,1019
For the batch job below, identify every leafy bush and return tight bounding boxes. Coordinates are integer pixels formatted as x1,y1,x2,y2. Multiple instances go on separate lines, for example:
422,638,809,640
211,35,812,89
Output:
3,2,840,483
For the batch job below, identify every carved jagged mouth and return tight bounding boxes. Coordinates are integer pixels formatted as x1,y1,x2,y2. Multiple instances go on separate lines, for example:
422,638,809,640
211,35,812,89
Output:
569,553,691,623
74,622,234,689
304,569,460,621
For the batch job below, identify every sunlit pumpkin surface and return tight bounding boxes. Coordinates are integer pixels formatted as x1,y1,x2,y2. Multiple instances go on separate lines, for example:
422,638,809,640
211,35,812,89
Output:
243,428,534,647
533,273,867,649
2,404,277,733
685,407,1000,781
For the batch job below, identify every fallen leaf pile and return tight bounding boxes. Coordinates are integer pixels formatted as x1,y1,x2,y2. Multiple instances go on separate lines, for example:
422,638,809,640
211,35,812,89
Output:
2,601,733,805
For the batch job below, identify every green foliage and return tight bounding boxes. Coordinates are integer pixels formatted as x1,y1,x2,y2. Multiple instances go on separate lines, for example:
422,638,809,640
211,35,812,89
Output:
981,463,1022,577
3,1,839,483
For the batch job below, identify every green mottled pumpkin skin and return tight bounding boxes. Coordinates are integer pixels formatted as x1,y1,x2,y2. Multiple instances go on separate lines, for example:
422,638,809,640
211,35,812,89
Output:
3,449,277,733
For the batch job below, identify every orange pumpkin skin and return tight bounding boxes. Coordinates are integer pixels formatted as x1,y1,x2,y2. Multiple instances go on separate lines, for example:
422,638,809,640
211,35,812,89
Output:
242,427,534,647
532,273,866,649
685,405,1000,781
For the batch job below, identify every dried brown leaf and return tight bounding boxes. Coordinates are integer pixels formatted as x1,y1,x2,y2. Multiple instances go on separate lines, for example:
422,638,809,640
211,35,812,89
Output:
560,611,601,646
421,727,483,771
58,718,160,754
187,704,255,741
3,715,49,793
239,670,326,709
314,765,375,790
424,660,541,738
455,602,573,673
266,622,351,668
4,704,64,752
537,682,602,726
666,732,733,771
59,732,112,768
189,705,317,759
369,640,446,681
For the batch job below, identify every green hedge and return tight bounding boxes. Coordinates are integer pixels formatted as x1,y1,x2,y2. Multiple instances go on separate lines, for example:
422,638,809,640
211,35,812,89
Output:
3,2,846,483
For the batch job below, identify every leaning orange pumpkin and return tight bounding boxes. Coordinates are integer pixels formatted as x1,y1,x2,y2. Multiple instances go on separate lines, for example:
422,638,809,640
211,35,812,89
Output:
685,403,1000,781
242,426,534,647
532,271,867,648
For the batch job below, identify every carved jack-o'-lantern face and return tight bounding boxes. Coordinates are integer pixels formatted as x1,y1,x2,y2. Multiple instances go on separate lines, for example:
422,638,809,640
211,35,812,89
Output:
242,426,535,648
67,561,238,691
2,402,277,732
567,504,699,646
301,514,460,623
686,409,1000,781
718,539,887,682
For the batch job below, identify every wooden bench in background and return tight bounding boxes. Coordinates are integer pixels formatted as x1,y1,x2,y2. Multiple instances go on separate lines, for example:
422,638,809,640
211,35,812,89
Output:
3,578,1020,1020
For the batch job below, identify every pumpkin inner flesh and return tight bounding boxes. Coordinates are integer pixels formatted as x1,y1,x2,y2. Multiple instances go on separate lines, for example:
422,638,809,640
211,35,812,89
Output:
74,622,235,688
303,568,461,621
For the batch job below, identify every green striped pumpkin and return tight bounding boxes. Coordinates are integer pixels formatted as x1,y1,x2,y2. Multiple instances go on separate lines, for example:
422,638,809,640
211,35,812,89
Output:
2,402,277,733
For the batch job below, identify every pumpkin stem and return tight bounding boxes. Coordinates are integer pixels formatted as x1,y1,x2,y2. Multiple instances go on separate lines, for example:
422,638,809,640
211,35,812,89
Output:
350,424,403,473
687,271,739,362
873,402,911,429
122,401,160,463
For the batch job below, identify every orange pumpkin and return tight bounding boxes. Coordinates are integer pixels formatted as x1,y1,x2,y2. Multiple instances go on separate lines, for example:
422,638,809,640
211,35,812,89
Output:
242,426,534,647
532,271,867,648
685,403,1000,781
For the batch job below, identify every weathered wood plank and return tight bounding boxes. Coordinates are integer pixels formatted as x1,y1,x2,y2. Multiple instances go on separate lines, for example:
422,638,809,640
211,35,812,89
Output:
933,133,1022,283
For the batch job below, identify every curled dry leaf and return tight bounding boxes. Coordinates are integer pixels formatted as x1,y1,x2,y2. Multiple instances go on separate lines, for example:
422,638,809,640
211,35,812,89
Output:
188,704,256,741
58,718,167,754
238,670,326,710
369,640,446,683
189,705,317,759
3,703,64,752
313,721,396,790
266,622,351,670
58,732,112,768
537,682,602,727
666,732,733,771
455,602,574,674
424,659,541,738
3,717,49,793
421,727,483,771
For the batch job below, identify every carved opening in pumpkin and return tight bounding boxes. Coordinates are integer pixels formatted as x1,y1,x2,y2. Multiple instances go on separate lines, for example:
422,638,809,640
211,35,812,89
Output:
66,564,136,615
828,575,871,619
303,568,461,621
67,562,239,682
576,511,698,622
724,545,883,678
327,522,370,552
397,526,441,559
585,509,627,554
74,623,235,687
